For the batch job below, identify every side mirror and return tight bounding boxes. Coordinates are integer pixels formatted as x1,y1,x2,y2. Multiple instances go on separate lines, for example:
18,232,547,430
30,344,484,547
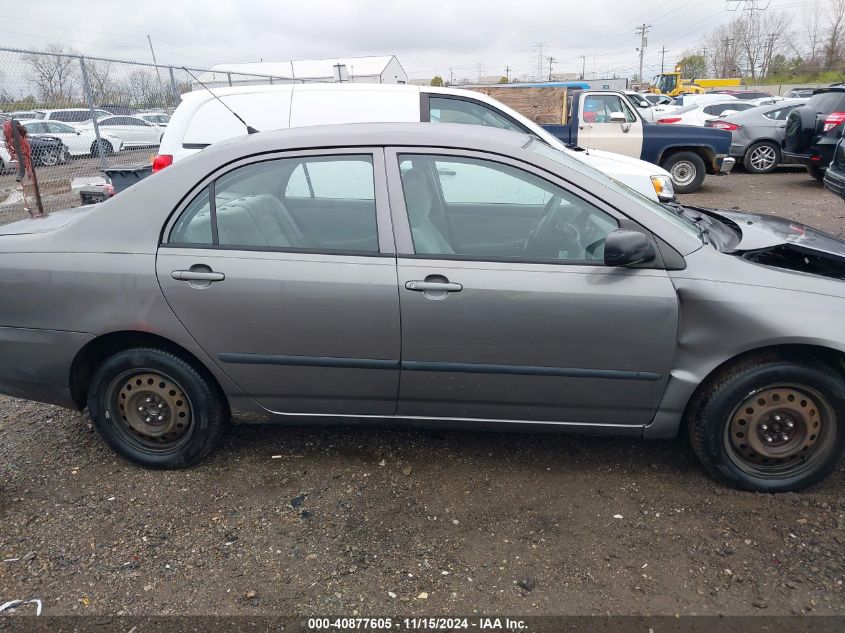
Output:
604,229,655,267
609,112,628,123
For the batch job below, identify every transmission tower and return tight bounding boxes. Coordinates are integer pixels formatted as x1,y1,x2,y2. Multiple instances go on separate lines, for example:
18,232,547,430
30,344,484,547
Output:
532,42,547,80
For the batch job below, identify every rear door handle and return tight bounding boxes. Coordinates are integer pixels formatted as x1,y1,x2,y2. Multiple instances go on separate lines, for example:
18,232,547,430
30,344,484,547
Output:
405,280,462,292
171,270,225,282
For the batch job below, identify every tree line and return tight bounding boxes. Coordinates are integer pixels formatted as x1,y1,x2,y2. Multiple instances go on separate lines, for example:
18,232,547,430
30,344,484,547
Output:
676,0,845,83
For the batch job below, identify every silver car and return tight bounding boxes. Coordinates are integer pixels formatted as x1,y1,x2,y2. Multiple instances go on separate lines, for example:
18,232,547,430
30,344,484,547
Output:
1,123,844,491
708,99,807,173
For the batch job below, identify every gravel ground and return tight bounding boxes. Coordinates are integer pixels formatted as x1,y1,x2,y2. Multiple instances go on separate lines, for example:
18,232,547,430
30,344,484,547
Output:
1,166,844,618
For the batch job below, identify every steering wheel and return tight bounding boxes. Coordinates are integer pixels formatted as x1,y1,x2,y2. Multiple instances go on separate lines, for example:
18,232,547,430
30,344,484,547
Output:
523,195,582,257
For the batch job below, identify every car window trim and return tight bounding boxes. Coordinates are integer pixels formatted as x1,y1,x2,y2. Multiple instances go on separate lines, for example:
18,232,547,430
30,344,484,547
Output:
160,147,396,256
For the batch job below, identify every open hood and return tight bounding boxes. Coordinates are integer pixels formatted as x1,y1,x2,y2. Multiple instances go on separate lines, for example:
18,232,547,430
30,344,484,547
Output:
708,209,845,280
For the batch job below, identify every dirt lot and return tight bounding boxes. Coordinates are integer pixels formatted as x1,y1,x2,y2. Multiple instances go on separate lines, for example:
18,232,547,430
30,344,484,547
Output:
1,166,844,618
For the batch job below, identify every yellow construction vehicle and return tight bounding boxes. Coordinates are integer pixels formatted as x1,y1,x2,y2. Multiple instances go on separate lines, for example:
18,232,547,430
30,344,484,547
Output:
650,67,741,97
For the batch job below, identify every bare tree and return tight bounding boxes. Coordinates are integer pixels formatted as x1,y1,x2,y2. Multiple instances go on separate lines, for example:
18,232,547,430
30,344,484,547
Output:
121,69,164,107
23,44,79,105
85,60,121,105
799,0,824,65
824,0,845,69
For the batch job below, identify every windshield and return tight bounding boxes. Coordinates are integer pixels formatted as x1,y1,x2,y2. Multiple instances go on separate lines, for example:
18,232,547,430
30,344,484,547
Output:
527,140,703,241
654,74,677,94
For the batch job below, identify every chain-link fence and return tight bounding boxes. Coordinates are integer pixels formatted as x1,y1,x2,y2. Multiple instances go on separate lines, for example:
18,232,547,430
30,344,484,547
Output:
0,46,293,224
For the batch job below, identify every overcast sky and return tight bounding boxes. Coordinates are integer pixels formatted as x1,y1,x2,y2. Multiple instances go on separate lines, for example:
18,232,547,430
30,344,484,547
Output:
1,0,816,82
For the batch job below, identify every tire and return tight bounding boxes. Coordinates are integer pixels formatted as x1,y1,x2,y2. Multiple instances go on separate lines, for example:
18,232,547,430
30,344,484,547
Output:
38,149,60,167
808,165,826,182
661,151,706,194
87,347,229,469
743,141,781,174
688,354,845,492
90,139,114,157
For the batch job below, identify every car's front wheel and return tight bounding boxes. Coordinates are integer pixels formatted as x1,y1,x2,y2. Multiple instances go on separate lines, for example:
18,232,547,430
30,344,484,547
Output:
38,149,61,167
688,354,845,492
661,151,706,194
91,139,114,157
743,141,780,174
87,347,229,469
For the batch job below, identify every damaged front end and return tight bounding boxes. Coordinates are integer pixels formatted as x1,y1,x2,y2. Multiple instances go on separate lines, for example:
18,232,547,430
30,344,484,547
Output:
684,207,845,282
739,244,845,281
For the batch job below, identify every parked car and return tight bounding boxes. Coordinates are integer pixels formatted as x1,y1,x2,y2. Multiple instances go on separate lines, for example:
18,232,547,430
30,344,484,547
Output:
28,135,68,166
80,116,163,148
706,99,808,173
783,88,816,99
137,112,171,127
19,119,124,157
1,122,844,491
98,104,137,116
156,83,676,203
671,93,739,107
4,110,45,120
40,108,112,124
657,100,757,127
622,91,675,122
783,87,845,181
711,90,773,100
823,136,845,199
749,96,784,106
0,144,13,172
643,94,674,106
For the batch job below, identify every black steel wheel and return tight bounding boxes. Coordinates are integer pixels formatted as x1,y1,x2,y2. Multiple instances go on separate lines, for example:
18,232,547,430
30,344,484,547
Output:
87,347,228,468
688,354,845,492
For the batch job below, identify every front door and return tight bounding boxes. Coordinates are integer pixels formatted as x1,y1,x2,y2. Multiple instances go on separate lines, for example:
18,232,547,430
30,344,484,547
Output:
578,92,644,158
387,148,677,426
157,149,400,416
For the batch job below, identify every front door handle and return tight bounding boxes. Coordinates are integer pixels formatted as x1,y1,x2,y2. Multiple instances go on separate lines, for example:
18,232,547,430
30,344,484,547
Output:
171,270,225,282
405,280,462,292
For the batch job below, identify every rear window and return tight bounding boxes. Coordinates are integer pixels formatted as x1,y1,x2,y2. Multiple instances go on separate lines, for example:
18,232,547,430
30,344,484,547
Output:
807,91,845,114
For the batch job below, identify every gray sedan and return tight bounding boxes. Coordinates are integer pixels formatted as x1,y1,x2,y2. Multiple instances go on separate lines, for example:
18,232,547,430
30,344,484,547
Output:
1,123,844,492
707,99,807,173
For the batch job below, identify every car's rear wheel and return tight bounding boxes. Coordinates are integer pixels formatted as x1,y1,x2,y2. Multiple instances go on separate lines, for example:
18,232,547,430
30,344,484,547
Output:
38,149,60,167
743,141,780,174
808,165,826,182
661,151,706,194
688,355,845,492
91,139,114,157
87,347,228,469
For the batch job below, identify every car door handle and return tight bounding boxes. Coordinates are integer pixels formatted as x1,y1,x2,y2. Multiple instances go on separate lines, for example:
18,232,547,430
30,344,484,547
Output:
405,280,462,292
171,270,225,282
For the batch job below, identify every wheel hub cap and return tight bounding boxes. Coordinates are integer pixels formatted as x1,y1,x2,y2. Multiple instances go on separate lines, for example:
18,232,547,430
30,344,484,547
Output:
729,387,822,466
671,161,695,186
751,146,776,169
117,372,191,443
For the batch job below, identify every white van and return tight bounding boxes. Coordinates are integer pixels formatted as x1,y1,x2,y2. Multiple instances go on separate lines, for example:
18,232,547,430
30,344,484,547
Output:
156,83,675,202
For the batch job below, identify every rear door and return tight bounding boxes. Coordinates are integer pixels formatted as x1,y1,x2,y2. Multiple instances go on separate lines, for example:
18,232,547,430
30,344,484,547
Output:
386,148,678,426
157,148,401,416
577,92,644,157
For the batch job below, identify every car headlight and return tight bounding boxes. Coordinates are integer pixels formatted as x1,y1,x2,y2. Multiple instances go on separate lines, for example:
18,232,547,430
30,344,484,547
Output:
651,175,675,202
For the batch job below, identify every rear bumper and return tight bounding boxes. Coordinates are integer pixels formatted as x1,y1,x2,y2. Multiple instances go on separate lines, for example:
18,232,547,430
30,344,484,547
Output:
0,326,93,409
717,156,736,174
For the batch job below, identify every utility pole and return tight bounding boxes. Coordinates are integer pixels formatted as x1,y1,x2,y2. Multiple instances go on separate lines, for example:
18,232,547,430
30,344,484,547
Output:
147,34,164,99
505,66,511,82
449,67,454,85
660,46,666,74
635,24,651,85
579,55,586,80
547,56,555,81
532,42,547,80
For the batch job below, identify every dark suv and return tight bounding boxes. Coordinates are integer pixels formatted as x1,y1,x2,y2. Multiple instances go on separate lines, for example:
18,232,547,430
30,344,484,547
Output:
783,87,845,181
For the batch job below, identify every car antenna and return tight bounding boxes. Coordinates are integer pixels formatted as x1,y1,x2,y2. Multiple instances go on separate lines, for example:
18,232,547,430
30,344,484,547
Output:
181,66,260,134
